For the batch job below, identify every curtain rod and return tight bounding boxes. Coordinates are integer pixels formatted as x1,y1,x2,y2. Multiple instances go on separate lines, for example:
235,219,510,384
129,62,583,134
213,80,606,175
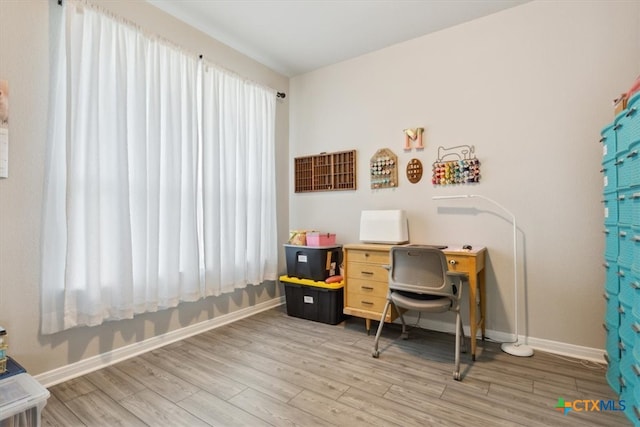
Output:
56,0,286,99
198,54,286,99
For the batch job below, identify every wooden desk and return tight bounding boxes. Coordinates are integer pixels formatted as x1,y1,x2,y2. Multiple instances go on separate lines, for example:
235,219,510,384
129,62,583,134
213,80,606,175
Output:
343,243,487,361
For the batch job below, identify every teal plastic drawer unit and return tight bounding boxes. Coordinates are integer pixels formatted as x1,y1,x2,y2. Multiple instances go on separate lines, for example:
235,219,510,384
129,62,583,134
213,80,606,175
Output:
605,226,619,259
632,229,640,271
618,226,633,267
633,267,640,319
618,142,640,189
605,292,620,327
604,190,619,225
618,188,634,225
633,191,640,226
605,258,620,295
602,158,618,190
616,93,640,153
634,335,640,366
620,357,637,420
601,98,640,425
619,269,635,309
607,357,620,393
605,319,621,362
602,122,617,163
619,301,635,346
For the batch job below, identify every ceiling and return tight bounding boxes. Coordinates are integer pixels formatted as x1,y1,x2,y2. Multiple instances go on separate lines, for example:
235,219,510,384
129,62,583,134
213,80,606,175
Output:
147,0,530,77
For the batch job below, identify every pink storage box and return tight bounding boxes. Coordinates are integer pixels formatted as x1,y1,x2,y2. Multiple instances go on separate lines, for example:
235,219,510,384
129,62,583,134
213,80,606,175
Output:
306,232,336,246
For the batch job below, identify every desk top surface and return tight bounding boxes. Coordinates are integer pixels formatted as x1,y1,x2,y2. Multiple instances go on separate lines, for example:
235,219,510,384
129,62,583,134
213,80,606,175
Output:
344,243,486,256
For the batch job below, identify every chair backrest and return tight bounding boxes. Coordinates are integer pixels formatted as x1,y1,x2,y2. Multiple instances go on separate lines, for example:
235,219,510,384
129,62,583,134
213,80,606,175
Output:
388,245,451,296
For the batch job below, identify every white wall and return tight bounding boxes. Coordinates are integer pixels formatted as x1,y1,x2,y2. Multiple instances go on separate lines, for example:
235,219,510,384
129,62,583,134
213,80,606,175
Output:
290,0,640,351
0,0,289,376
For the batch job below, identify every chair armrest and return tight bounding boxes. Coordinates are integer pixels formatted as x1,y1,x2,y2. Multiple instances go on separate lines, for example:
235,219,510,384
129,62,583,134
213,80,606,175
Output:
446,271,468,300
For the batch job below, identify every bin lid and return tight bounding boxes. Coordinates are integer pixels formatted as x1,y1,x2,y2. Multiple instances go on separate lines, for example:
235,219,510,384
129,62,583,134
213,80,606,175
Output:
279,275,344,289
283,244,342,249
0,373,50,420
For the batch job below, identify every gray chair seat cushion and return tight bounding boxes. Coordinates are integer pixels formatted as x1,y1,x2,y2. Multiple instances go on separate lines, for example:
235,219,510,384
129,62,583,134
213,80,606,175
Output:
390,291,451,312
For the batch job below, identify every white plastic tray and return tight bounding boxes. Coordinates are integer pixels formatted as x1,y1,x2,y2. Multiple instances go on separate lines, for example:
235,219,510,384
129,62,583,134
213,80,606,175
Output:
0,373,50,421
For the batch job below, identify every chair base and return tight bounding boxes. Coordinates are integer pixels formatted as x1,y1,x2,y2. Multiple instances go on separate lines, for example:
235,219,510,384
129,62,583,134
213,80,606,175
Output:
501,342,534,357
372,298,466,381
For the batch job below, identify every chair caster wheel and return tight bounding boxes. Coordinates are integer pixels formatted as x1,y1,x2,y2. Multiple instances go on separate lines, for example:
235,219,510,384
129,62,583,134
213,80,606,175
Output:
401,332,409,340
453,372,461,381
372,350,380,358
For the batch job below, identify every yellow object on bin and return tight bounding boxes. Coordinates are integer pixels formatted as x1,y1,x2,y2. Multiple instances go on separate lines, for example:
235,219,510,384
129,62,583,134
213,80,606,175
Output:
279,275,343,290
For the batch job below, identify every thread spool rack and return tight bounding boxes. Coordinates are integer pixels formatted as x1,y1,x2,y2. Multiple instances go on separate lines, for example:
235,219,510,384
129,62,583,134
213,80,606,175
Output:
370,148,398,189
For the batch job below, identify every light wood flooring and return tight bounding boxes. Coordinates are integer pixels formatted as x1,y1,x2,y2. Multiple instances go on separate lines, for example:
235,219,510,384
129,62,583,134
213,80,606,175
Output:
41,306,629,426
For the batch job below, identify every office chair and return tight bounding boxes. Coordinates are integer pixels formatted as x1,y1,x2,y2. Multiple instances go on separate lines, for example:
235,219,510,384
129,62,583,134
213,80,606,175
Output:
371,245,468,380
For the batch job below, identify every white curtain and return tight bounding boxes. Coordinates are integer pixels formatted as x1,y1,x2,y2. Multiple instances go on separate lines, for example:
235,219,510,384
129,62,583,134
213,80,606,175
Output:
201,67,278,296
41,1,277,334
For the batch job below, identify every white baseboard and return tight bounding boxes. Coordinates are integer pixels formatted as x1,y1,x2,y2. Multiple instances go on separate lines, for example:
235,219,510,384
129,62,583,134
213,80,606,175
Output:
524,335,606,364
35,296,286,388
399,314,606,364
35,300,605,388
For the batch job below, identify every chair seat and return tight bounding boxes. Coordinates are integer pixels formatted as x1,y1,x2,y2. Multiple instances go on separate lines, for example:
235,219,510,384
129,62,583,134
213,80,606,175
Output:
390,291,452,312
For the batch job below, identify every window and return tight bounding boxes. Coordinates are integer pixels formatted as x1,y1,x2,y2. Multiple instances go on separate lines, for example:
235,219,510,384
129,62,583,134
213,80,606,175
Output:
40,0,277,334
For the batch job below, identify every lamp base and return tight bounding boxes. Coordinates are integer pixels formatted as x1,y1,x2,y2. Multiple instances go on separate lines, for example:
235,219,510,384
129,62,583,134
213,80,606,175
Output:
501,342,534,357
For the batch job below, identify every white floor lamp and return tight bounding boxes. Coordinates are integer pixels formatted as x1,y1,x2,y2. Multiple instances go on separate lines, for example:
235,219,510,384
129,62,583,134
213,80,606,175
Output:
432,194,534,357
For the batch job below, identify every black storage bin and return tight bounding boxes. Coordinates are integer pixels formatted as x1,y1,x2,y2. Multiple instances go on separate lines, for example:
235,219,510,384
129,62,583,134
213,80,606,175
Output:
281,277,345,325
284,244,342,282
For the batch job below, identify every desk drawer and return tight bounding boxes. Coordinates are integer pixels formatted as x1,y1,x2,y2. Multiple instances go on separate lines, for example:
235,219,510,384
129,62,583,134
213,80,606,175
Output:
346,277,388,298
445,255,472,273
347,249,390,265
346,262,388,281
346,292,389,313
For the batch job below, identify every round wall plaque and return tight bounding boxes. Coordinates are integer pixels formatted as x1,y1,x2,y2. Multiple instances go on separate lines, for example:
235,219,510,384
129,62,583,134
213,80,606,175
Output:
406,158,423,183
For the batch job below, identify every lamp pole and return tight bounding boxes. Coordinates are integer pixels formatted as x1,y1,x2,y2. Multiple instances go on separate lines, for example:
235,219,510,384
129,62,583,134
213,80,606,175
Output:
432,194,533,357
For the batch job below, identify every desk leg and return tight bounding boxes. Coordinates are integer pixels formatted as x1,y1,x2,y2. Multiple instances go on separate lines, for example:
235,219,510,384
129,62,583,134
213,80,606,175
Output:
479,268,486,341
468,272,478,361
366,318,371,335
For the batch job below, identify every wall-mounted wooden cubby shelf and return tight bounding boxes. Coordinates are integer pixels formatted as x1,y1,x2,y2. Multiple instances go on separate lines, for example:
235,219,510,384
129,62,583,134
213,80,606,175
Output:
294,150,357,193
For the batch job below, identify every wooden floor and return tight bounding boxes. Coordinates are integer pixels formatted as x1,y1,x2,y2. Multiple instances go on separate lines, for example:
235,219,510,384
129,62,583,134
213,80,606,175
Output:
41,306,629,426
